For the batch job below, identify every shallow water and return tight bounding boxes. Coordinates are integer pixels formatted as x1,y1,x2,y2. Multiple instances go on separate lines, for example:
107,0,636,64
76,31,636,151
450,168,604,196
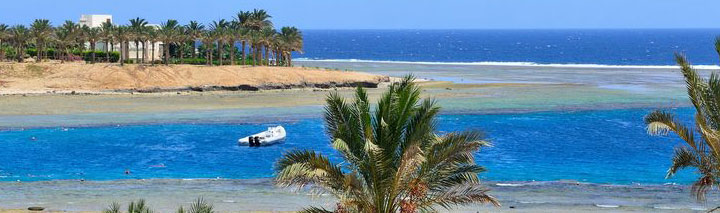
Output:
0,107,696,184
0,179,714,212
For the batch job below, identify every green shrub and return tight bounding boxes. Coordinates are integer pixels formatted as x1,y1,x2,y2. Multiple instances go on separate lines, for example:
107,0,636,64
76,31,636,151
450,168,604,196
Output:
26,48,37,57
82,51,120,62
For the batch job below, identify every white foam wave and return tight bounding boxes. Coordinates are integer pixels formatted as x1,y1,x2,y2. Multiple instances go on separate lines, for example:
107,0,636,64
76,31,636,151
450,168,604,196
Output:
595,204,620,208
495,183,525,187
653,206,679,210
654,206,706,211
295,58,720,70
518,201,548,204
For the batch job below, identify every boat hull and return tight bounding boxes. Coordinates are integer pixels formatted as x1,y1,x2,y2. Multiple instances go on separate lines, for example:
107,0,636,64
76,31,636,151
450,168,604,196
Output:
238,126,286,146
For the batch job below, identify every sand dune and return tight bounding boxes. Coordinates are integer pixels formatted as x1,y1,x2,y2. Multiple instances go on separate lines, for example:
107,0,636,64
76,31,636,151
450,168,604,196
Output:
0,62,387,94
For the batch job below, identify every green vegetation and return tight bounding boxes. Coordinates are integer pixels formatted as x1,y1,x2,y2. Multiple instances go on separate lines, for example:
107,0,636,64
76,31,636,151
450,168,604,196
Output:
0,9,303,67
275,76,499,212
645,38,720,201
103,198,214,213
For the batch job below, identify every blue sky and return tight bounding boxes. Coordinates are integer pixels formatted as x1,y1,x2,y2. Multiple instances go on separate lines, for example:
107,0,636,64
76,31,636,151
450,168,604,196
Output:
0,0,719,29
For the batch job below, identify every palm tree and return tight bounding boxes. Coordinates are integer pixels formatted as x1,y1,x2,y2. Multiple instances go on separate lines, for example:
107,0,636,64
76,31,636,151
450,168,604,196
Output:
158,20,179,65
259,27,275,66
0,24,9,61
235,11,252,65
646,41,720,202
146,26,158,65
247,9,273,31
200,30,215,66
127,199,153,213
103,199,153,213
59,21,80,61
100,22,115,62
176,31,188,64
248,31,262,66
210,19,229,66
229,21,241,65
9,25,30,62
276,76,500,212
176,197,215,213
84,26,101,63
185,21,204,59
277,26,303,67
114,25,131,66
242,9,274,66
54,23,70,62
129,17,148,63
102,202,121,213
30,19,53,62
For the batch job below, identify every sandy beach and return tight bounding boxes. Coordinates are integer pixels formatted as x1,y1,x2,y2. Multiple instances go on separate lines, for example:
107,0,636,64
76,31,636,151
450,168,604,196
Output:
0,62,388,94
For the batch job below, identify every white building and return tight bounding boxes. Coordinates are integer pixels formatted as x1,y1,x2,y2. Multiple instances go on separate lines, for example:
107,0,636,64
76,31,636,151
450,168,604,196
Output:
80,14,163,62
79,14,112,28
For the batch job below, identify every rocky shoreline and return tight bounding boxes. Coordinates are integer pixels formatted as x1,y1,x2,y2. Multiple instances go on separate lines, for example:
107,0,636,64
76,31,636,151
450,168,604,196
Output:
123,80,386,93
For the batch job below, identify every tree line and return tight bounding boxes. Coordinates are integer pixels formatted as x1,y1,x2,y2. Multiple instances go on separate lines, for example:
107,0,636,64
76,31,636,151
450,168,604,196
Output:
0,9,303,66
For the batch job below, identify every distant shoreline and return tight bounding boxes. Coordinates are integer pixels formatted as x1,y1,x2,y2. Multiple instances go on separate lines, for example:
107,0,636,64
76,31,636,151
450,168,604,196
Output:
296,58,720,70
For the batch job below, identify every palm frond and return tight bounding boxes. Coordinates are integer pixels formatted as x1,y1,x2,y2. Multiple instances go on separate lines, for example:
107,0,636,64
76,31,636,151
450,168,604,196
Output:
276,74,497,211
298,206,334,213
648,50,720,202
275,150,347,192
645,110,697,148
188,197,214,213
128,199,153,213
102,202,121,213
422,184,500,208
667,147,701,178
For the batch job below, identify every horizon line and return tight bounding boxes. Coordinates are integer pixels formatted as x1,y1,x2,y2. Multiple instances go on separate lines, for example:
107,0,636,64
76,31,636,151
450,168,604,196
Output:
298,27,720,31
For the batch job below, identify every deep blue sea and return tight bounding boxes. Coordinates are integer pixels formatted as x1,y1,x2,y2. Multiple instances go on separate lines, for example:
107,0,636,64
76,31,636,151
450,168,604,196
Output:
300,29,720,65
0,108,695,184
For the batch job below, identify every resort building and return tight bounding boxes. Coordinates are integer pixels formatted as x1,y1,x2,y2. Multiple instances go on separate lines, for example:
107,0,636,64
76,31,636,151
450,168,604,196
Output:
79,14,112,28
79,14,163,62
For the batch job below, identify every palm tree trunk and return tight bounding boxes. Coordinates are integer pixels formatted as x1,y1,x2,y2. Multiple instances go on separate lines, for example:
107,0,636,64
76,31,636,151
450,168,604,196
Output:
36,44,41,62
275,49,280,66
241,41,246,65
191,40,197,59
105,40,110,62
15,46,20,62
164,42,170,65
110,41,115,62
141,41,146,64
218,41,223,66
179,43,184,64
205,45,211,66
0,40,4,61
134,41,139,63
91,42,96,63
264,46,269,66
257,46,262,66
288,52,292,67
230,41,235,65
120,42,124,66
151,42,155,65
251,45,257,66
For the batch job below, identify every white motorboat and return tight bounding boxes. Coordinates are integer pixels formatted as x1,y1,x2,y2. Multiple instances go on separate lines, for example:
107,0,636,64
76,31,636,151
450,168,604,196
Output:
238,126,286,146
